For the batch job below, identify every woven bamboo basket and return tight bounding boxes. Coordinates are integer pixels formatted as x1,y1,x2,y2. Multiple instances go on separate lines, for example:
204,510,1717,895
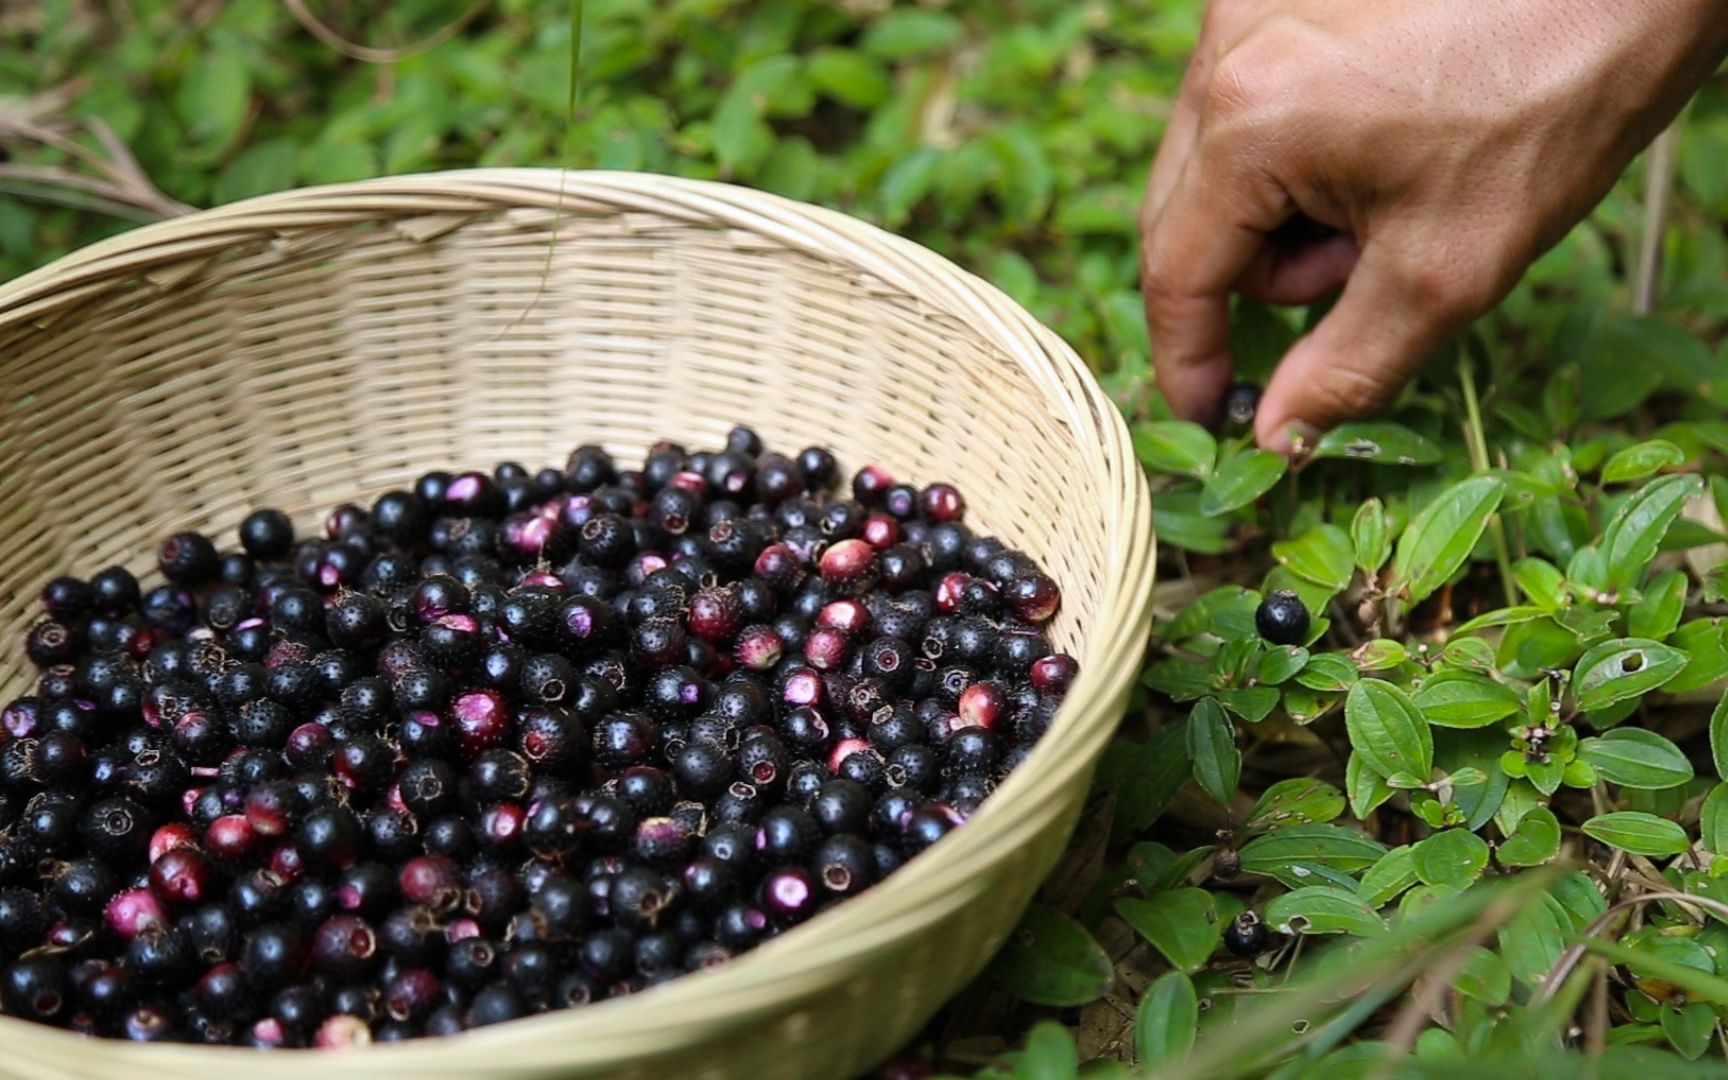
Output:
0,169,1155,1080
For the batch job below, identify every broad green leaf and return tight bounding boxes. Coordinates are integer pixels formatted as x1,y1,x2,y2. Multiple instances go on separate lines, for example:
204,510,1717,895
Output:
1455,947,1512,1006
1581,812,1690,857
805,48,890,108
877,147,941,227
1512,557,1568,610
1201,449,1287,516
1390,476,1506,605
1497,893,1569,987
175,49,251,151
1255,645,1309,686
1238,824,1387,879
1345,679,1434,783
986,905,1113,1006
1601,439,1685,484
1099,726,1190,839
1133,421,1216,479
1216,687,1282,724
1019,1021,1079,1080
1264,886,1386,937
1351,498,1391,575
1246,778,1345,832
1350,638,1408,672
1135,971,1197,1069
1311,422,1443,466
1442,637,1498,673
1163,586,1259,643
1600,474,1705,591
1661,1001,1715,1061
1572,637,1688,710
1346,752,1395,819
1702,784,1728,855
860,8,964,58
1497,806,1561,866
1454,605,1550,635
1628,569,1688,640
1272,524,1354,592
1577,728,1694,789
1412,670,1523,729
1578,936,1728,1004
1185,700,1240,806
1667,617,1728,693
1115,889,1221,972
1295,653,1358,692
1143,658,1210,701
1358,845,1418,907
1412,829,1490,889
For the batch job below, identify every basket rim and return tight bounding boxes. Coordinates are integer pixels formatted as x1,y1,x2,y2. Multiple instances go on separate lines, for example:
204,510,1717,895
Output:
0,168,1157,1067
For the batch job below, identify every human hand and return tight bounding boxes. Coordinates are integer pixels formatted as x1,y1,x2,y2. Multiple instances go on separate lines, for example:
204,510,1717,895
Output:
1139,0,1728,452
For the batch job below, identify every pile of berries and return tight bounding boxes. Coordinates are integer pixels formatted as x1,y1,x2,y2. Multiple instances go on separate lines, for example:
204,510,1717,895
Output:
0,427,1076,1047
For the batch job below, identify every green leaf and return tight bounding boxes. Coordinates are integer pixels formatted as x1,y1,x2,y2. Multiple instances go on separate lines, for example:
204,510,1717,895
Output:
1411,829,1490,889
1572,637,1689,710
1295,652,1358,692
1629,569,1689,640
1702,784,1728,855
1497,806,1561,866
1133,421,1216,479
1115,889,1221,973
1661,1001,1715,1060
1577,728,1694,790
1215,687,1282,724
985,905,1113,1006
1412,670,1523,729
1442,637,1498,673
1019,1021,1079,1080
1668,618,1728,693
1238,823,1388,881
1455,947,1512,1006
1185,700,1240,806
1201,449,1287,516
1135,971,1197,1069
1359,845,1418,907
1350,638,1408,672
175,49,252,152
1346,752,1395,819
1601,439,1686,484
1351,498,1392,575
860,8,964,58
1311,422,1443,466
1512,557,1568,610
1578,935,1728,1004
1255,645,1310,686
213,138,298,204
1100,726,1190,838
1600,474,1705,591
1497,894,1570,987
1246,778,1345,832
805,48,890,108
1345,679,1434,784
1581,812,1690,857
1264,886,1386,937
1272,524,1354,592
1390,476,1507,605
877,147,941,227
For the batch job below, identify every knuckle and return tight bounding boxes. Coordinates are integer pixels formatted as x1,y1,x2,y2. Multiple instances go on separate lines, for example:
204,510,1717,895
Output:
1400,260,1495,324
1200,0,1252,40
1206,32,1301,127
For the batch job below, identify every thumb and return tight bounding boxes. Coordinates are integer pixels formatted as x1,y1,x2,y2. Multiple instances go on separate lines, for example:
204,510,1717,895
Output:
1253,240,1488,454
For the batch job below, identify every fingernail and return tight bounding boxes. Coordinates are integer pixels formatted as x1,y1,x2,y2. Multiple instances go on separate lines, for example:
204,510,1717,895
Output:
1264,419,1320,459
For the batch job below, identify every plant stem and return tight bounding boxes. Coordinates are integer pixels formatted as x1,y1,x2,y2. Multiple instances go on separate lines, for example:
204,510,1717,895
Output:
1633,122,1680,316
1459,352,1518,608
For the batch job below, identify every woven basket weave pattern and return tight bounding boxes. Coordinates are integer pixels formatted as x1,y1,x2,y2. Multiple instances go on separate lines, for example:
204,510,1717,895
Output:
0,170,1154,1080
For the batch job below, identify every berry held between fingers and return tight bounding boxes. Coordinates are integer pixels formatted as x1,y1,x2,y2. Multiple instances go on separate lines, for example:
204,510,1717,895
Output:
0,433,1075,1046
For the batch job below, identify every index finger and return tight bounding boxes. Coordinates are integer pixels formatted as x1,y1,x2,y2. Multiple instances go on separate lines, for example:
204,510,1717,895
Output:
1140,150,1290,425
